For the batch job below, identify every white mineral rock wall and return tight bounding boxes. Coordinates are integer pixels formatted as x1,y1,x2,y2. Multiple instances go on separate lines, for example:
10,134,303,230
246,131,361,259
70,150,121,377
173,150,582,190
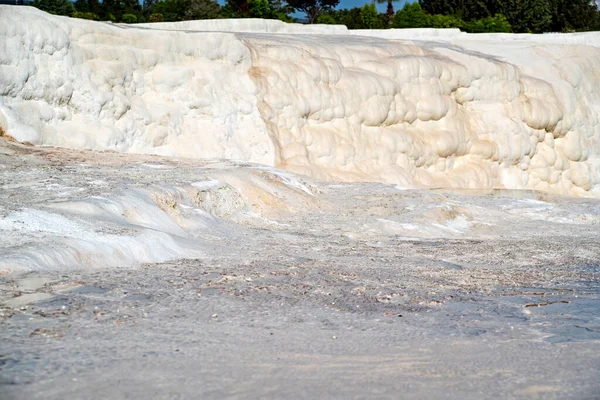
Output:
1,6,600,196
0,7,275,163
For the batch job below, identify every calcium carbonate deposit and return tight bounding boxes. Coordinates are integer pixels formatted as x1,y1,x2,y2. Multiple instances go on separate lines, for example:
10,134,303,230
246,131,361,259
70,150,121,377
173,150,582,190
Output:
2,7,600,399
2,6,599,196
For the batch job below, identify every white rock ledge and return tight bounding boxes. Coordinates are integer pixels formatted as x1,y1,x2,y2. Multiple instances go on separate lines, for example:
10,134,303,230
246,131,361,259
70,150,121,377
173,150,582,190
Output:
1,6,599,196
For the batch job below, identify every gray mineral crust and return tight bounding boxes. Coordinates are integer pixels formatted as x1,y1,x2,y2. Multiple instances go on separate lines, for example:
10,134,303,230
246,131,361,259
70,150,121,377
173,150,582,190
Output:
0,140,599,399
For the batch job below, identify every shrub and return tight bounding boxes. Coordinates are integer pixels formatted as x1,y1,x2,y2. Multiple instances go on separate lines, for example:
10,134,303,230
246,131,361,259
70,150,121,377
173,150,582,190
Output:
316,14,336,24
392,2,430,29
32,0,74,16
249,0,272,18
464,14,511,33
149,13,164,22
429,13,463,29
72,11,99,20
121,13,138,23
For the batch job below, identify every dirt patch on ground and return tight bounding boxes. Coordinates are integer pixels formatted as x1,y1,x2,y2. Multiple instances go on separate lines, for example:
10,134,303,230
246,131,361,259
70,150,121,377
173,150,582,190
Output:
0,125,14,142
0,126,34,146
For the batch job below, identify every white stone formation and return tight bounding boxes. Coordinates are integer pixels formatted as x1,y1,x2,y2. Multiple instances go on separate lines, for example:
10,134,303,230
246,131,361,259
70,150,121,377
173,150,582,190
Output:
1,6,599,196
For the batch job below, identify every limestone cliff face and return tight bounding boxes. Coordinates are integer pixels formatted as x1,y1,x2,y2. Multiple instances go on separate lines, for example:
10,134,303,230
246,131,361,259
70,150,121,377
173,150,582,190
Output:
1,6,599,196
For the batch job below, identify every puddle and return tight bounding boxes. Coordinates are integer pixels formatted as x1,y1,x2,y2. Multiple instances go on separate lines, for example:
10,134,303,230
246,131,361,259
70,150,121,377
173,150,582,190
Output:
4,293,55,308
70,285,109,295
14,276,59,292
436,261,463,270
124,293,151,302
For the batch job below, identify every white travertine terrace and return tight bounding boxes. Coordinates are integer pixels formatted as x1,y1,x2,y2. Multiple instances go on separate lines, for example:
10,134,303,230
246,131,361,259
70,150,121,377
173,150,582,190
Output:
1,6,599,196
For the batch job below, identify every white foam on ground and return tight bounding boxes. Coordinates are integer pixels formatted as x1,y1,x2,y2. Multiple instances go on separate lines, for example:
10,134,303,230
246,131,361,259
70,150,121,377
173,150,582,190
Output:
0,167,323,272
191,180,224,190
0,208,204,271
253,166,313,196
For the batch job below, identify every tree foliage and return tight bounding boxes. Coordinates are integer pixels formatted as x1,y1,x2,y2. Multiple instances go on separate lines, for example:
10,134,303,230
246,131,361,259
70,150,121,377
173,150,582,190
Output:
220,0,292,20
549,0,599,31
185,0,221,20
149,13,164,21
360,3,378,28
392,2,430,28
72,10,99,19
286,0,340,24
121,13,137,22
428,13,463,28
151,0,220,21
464,13,511,32
419,0,600,32
32,0,74,15
375,0,401,24
316,13,337,24
30,0,599,31
320,8,364,28
391,2,513,32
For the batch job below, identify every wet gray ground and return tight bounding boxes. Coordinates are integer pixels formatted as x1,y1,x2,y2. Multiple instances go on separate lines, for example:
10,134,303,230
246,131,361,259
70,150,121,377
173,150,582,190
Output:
0,140,599,399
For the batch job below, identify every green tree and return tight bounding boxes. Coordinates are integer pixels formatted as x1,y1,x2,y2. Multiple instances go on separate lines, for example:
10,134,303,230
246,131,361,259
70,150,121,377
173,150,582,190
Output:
252,0,291,19
419,0,554,32
32,0,74,15
287,0,340,23
152,0,181,20
549,0,599,31
149,0,220,20
323,8,364,28
498,0,551,33
143,0,158,14
149,12,164,21
122,0,142,15
419,0,467,18
269,0,294,20
86,0,101,16
121,13,137,22
185,0,221,19
222,0,291,19
361,3,378,28
72,11,100,19
392,2,430,28
428,13,464,28
316,13,337,23
249,0,273,17
74,0,88,12
376,0,401,24
464,13,511,32
99,0,116,20
224,0,250,16
593,6,600,30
